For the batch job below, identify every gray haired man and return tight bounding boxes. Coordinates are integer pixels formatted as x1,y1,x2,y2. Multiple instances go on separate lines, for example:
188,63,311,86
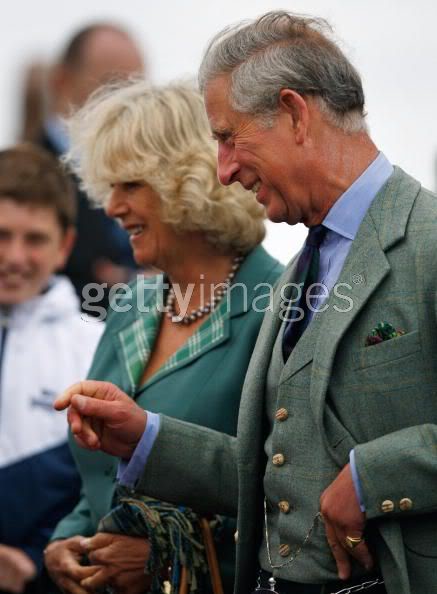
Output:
56,11,437,594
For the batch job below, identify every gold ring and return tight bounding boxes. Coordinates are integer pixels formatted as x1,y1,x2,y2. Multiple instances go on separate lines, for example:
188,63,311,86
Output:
344,535,363,550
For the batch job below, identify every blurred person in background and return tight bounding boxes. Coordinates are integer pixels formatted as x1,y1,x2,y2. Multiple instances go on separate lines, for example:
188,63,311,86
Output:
44,81,283,594
37,23,145,312
0,144,103,594
18,62,48,144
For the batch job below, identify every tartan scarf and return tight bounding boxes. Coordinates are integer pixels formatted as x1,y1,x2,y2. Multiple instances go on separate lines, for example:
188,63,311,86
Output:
98,486,214,594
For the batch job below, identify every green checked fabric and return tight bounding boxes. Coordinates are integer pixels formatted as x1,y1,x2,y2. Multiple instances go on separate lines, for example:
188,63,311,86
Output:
118,275,230,393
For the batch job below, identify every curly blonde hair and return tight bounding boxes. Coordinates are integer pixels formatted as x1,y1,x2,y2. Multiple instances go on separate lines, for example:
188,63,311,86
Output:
65,80,266,253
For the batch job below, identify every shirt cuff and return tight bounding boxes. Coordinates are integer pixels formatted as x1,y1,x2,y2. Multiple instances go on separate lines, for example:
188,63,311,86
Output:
117,411,160,488
349,448,366,512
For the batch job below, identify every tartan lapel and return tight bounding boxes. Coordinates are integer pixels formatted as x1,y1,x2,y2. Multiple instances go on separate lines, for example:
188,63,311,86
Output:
118,246,279,393
118,290,161,394
138,297,230,391
117,280,232,394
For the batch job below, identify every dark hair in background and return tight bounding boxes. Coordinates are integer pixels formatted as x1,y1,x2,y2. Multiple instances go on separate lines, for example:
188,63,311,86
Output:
0,143,76,230
59,23,133,69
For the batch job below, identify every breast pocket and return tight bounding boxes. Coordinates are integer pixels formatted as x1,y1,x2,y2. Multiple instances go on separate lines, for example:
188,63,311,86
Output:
352,330,420,370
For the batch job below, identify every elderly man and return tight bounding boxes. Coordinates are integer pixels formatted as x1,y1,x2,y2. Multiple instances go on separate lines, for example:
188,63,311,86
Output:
56,11,437,594
39,23,144,311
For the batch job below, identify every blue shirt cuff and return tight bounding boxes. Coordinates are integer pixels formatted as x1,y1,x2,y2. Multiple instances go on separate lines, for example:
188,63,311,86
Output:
117,412,160,488
349,448,366,512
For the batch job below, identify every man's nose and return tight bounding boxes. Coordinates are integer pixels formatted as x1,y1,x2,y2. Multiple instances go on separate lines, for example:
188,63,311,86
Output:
7,239,27,265
217,143,240,186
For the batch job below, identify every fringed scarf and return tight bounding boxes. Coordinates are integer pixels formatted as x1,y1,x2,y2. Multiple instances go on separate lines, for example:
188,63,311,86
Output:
98,485,214,594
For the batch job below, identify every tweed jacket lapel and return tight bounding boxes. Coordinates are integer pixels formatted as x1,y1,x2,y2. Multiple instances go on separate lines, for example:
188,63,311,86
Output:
276,168,421,430
237,255,299,463
309,167,421,435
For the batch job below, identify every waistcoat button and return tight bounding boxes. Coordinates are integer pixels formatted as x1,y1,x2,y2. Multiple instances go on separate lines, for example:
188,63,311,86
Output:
278,500,291,514
272,453,285,466
279,543,291,557
275,408,289,422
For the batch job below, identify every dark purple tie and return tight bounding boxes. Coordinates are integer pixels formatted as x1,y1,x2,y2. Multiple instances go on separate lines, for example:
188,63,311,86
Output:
282,225,327,361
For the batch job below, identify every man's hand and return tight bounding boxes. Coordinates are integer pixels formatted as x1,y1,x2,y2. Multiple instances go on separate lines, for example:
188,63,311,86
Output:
0,544,36,593
79,533,151,594
320,463,374,581
54,381,147,458
44,537,99,594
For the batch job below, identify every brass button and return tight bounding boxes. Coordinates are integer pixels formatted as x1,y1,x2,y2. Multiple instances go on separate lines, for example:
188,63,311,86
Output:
272,453,285,466
279,543,291,557
234,530,239,543
399,498,413,512
381,499,395,513
278,500,291,514
275,408,289,422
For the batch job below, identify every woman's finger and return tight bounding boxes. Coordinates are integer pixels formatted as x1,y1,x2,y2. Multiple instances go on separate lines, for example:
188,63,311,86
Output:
58,576,91,594
80,533,114,552
81,567,112,590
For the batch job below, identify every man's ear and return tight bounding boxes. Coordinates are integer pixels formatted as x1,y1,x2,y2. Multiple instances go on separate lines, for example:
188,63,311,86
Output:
56,226,76,270
278,89,309,144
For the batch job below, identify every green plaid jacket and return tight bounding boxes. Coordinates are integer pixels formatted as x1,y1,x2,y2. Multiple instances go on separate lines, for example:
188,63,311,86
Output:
118,275,238,395
52,245,283,591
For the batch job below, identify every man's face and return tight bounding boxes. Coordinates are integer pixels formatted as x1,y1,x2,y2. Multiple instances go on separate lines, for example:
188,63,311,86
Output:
204,75,316,226
0,200,74,305
66,29,144,108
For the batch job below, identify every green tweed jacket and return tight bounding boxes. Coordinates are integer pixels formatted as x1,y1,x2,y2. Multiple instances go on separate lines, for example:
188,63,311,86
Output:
135,168,437,594
51,245,283,589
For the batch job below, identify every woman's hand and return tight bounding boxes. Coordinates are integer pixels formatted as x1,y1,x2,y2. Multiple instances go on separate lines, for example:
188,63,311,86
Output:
44,537,98,594
54,381,147,458
79,533,152,594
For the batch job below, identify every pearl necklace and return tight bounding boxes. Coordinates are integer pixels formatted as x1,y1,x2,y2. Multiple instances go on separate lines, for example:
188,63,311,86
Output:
165,255,244,324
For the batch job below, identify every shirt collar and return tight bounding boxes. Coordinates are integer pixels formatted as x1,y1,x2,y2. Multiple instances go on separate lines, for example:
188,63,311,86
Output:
323,152,393,240
44,116,69,155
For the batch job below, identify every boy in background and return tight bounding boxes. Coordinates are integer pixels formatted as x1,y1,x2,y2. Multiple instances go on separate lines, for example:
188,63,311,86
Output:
0,144,103,593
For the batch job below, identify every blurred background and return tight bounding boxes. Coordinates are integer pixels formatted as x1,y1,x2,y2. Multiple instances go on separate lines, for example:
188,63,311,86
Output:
2,0,436,263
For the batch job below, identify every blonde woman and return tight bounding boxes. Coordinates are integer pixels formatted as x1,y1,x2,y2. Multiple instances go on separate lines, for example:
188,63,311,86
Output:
45,81,283,594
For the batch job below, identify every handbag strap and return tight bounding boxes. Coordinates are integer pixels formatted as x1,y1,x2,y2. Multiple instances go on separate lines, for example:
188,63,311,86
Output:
199,518,224,594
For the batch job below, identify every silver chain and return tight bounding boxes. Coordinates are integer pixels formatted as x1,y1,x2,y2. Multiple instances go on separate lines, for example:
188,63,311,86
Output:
264,497,322,570
330,577,385,594
263,497,384,593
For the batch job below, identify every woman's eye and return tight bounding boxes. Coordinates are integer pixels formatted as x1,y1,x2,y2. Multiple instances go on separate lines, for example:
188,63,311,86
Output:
122,181,142,192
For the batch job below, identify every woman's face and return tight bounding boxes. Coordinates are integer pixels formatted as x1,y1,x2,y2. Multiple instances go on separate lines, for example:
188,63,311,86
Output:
106,182,180,270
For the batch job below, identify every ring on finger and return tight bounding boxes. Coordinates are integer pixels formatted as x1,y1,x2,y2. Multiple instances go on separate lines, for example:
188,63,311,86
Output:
344,535,364,550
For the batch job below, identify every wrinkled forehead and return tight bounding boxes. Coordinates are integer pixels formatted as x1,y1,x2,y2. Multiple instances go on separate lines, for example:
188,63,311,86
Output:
203,74,235,132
